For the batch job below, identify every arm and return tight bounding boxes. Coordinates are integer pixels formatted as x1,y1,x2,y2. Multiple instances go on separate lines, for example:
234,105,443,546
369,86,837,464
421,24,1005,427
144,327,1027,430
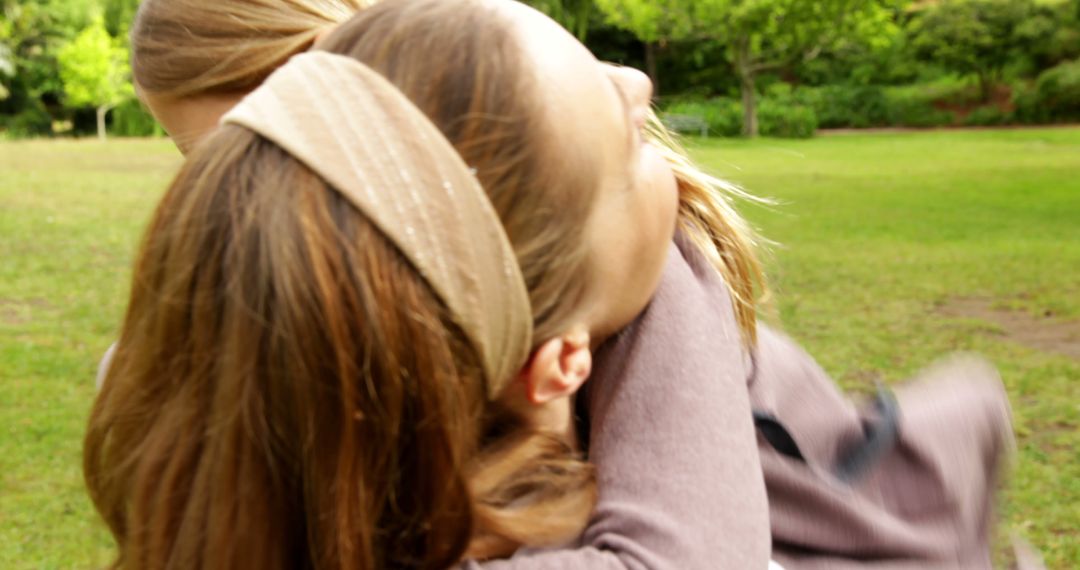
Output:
463,239,771,570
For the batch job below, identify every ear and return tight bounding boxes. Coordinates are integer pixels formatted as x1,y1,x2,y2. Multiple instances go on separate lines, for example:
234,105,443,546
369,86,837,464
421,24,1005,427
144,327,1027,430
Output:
520,325,592,405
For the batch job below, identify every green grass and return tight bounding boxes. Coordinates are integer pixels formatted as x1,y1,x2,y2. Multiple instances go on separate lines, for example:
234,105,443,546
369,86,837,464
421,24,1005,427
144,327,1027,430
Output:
1,130,1078,568
0,139,181,568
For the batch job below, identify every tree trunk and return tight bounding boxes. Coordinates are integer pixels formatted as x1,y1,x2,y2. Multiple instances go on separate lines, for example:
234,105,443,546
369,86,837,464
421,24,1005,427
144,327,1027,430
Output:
735,41,759,137
644,41,659,96
96,105,108,142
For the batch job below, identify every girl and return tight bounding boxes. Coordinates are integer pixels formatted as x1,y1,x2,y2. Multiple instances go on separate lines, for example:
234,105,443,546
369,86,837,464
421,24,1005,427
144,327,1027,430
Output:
120,0,775,567
111,0,1018,567
88,11,677,568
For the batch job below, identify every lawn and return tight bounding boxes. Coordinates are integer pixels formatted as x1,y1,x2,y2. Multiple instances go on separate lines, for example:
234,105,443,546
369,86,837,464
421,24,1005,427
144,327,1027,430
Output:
1,130,1078,568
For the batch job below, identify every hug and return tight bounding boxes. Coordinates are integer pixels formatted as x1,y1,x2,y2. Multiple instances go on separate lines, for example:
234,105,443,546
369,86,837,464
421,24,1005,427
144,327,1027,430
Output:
86,0,1019,568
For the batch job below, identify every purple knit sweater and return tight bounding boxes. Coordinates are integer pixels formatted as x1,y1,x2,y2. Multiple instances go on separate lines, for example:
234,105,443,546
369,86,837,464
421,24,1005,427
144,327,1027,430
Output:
462,237,772,569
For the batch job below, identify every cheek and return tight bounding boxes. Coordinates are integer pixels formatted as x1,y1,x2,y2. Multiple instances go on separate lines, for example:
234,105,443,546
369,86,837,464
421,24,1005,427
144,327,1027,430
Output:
641,146,679,242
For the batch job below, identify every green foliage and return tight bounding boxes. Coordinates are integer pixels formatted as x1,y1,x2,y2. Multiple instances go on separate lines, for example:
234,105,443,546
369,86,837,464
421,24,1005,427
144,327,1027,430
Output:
963,105,1011,126
1,0,104,134
908,0,1049,99
1008,0,1080,76
1,0,100,97
757,97,818,138
57,18,131,112
664,93,818,138
0,12,14,101
1033,57,1080,121
1,100,52,137
779,79,981,129
595,0,897,135
881,84,956,127
1011,82,1047,124
526,0,596,40
101,0,140,37
664,98,744,137
796,85,891,128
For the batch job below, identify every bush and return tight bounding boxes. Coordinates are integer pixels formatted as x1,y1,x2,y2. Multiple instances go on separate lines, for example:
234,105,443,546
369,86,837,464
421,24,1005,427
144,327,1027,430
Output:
1034,58,1080,121
663,95,817,139
110,99,165,137
758,98,818,138
787,78,975,130
663,98,742,137
794,85,890,128
883,86,955,127
963,105,1011,126
1,104,53,138
663,93,817,138
1012,82,1047,124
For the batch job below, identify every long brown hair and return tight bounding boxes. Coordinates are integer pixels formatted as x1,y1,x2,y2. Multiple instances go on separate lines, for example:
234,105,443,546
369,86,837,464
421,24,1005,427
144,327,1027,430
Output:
131,0,768,344
87,2,597,568
318,0,600,344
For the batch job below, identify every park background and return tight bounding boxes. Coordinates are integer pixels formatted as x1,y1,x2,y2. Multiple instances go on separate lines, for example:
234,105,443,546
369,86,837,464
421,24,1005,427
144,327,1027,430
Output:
1,0,1078,568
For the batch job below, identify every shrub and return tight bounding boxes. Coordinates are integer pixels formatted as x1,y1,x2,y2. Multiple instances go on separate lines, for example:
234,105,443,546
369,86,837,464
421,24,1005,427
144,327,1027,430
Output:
1034,58,1080,121
110,99,165,137
1,104,53,138
664,95,817,138
1011,82,1047,124
883,86,955,127
795,85,890,129
963,105,1010,126
758,98,818,139
663,98,742,137
705,98,744,137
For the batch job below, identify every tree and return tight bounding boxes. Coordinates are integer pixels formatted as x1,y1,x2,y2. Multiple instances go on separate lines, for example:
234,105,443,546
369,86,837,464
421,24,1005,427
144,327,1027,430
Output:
528,0,596,41
908,0,1043,102
57,17,132,140
1,17,13,101
2,0,101,135
594,0,896,136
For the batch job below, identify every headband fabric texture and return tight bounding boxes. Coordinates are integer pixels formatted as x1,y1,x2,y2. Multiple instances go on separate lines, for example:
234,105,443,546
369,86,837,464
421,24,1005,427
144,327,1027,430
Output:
221,51,532,398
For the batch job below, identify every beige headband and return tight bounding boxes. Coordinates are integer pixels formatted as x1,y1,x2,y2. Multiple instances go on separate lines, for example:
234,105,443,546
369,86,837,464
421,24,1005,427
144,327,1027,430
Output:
222,51,532,398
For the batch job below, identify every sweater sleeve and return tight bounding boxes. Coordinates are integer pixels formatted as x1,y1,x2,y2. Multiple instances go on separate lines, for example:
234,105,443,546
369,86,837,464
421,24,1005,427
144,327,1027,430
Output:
461,239,771,570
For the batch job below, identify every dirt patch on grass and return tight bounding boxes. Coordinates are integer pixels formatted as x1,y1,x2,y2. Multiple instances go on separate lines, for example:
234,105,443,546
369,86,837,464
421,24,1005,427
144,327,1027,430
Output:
940,298,1080,361
0,298,52,326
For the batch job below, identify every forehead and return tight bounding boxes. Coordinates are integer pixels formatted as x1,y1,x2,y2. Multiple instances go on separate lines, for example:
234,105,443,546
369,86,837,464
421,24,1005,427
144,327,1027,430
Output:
498,1,598,88
495,0,625,175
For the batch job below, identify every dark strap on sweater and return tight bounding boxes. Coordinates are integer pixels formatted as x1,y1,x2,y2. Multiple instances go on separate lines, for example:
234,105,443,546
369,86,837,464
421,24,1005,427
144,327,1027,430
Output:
833,385,900,483
753,384,901,485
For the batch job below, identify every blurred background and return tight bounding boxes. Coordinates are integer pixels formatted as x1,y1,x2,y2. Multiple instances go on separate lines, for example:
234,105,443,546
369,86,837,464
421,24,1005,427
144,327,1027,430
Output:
2,0,1080,139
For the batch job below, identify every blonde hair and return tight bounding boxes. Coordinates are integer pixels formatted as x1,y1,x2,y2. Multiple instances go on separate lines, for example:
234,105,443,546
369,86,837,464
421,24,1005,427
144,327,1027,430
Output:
131,0,373,98
320,0,600,348
648,116,771,346
320,5,604,553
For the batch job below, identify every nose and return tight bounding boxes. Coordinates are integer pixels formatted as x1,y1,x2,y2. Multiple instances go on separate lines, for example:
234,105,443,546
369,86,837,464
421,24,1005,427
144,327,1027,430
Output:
605,63,654,108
